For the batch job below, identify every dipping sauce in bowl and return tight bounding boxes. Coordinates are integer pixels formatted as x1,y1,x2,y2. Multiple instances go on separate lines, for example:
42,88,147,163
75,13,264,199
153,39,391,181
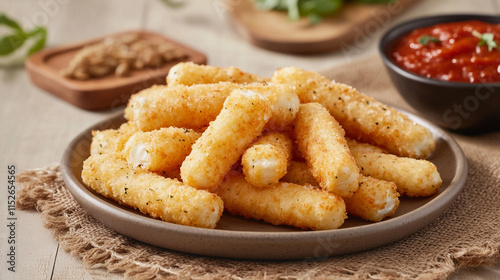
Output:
380,15,500,132
391,20,500,83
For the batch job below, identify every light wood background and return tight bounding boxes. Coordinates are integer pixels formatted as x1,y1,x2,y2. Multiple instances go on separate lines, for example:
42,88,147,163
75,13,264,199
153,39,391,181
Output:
1,0,499,279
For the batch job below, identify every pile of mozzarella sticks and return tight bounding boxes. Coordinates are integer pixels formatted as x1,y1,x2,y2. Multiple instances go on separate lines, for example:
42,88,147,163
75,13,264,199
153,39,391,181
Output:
81,62,442,230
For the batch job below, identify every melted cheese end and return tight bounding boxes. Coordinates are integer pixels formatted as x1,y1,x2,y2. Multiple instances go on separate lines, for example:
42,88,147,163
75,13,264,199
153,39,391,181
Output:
128,144,151,168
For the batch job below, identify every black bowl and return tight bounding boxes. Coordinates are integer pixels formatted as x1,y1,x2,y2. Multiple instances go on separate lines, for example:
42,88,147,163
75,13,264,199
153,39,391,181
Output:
379,14,500,133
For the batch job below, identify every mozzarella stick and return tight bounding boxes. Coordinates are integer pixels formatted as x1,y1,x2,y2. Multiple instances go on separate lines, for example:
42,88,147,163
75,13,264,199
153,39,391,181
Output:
181,89,272,192
167,62,268,86
124,84,227,131
280,161,400,222
90,122,137,156
346,138,387,154
294,103,360,198
272,67,435,159
343,176,400,222
241,132,293,188
125,83,298,131
218,172,347,230
353,152,442,197
280,160,319,186
123,127,201,172
81,154,224,229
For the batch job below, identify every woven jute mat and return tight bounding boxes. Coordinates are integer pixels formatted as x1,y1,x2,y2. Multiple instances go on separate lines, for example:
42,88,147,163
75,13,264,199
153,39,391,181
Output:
17,55,500,279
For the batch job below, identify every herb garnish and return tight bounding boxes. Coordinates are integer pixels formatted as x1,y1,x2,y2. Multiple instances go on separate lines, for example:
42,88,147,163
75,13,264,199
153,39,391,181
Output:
418,35,440,46
256,0,392,25
0,13,47,58
472,30,499,52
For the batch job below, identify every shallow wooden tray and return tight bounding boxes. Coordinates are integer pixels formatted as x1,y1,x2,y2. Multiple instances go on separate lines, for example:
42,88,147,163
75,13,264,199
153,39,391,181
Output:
227,0,419,54
25,31,207,110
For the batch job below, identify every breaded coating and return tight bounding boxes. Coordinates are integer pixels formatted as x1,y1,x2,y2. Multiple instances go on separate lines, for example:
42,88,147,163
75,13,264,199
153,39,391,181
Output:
125,84,228,131
344,176,400,222
81,154,224,229
124,83,298,132
280,160,319,186
294,103,360,198
242,132,293,188
272,67,436,159
158,168,182,181
218,171,347,230
90,122,137,156
280,161,400,222
181,89,272,192
347,138,387,154
123,127,201,172
353,152,442,197
166,62,269,86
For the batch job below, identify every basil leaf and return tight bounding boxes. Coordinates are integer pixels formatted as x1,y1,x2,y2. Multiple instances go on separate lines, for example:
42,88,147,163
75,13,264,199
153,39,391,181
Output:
0,34,26,56
0,13,23,33
418,35,440,46
158,0,184,8
299,0,343,17
27,27,47,56
472,30,499,52
308,13,323,25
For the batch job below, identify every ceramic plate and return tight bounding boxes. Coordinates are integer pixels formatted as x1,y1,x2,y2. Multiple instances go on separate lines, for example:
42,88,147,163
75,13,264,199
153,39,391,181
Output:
61,110,468,260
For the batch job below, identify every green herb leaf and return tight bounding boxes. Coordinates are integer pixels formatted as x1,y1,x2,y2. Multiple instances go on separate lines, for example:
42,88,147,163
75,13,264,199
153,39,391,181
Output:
0,13,47,59
418,35,440,46
0,13,24,33
472,30,499,52
0,34,26,56
308,13,323,25
27,27,47,56
256,0,392,24
299,0,343,24
158,0,185,8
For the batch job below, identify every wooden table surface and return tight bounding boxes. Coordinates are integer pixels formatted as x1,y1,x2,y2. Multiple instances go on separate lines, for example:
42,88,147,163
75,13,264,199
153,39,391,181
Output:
1,0,499,279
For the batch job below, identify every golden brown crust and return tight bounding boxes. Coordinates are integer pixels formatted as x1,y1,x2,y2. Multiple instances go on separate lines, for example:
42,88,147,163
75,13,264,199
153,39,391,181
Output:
242,132,293,188
167,62,269,86
218,171,346,230
281,160,319,186
272,67,436,159
90,122,137,157
294,103,360,198
344,176,400,222
123,127,201,172
353,152,442,197
125,83,297,132
82,154,224,229
180,89,272,192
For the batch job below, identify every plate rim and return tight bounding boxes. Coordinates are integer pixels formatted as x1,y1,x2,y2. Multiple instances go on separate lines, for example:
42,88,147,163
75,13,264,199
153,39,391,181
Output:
61,109,468,259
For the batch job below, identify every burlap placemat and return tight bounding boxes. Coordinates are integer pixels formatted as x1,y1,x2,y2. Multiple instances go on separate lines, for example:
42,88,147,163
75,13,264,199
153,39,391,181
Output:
17,55,500,279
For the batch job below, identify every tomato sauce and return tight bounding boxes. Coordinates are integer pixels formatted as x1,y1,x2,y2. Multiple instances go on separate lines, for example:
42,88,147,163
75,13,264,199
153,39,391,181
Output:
391,20,500,83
